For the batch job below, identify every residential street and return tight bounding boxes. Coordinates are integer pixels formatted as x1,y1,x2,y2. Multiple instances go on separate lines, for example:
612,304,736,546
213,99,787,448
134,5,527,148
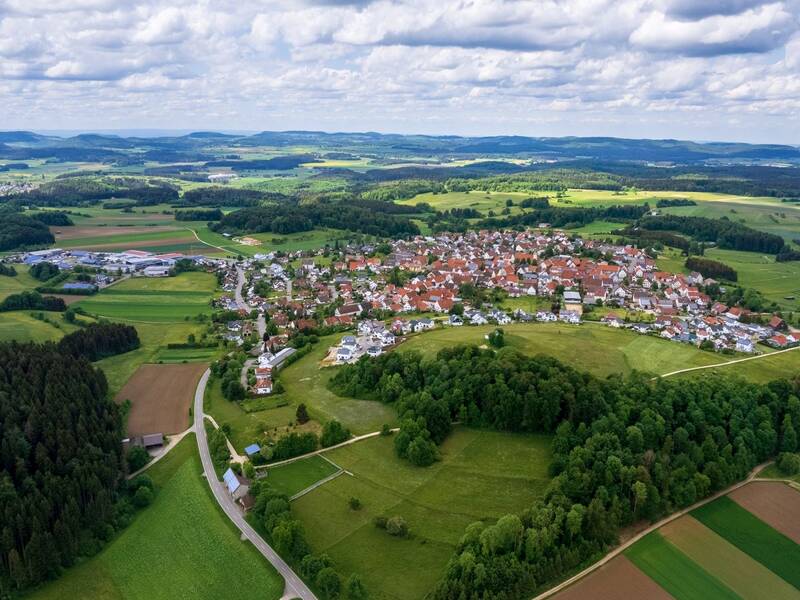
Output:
193,368,316,600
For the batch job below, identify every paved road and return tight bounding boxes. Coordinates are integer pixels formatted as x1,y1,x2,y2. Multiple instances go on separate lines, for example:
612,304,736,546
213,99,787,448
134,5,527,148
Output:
235,265,248,310
193,368,316,600
532,460,771,600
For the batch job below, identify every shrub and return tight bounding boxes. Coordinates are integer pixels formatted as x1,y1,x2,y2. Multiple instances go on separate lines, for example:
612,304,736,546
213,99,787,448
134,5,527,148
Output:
386,516,409,537
126,446,151,472
316,567,342,599
380,423,392,436
777,452,800,475
321,419,350,447
132,486,154,508
296,403,310,424
348,497,362,511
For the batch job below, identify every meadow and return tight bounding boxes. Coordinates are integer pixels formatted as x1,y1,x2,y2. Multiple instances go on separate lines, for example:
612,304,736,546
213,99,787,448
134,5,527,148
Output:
0,265,40,300
399,322,723,377
0,311,86,343
76,272,216,322
292,428,553,600
27,435,284,600
264,455,340,497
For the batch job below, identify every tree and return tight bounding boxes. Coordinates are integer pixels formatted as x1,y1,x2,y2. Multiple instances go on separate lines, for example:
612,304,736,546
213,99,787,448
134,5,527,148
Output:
296,403,310,424
781,415,797,453
386,516,409,537
346,574,368,600
321,419,350,447
349,497,362,510
127,446,151,472
316,567,342,599
133,486,153,508
778,453,800,475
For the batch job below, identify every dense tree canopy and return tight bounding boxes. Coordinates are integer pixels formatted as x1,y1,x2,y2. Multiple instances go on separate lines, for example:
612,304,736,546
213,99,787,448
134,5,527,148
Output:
0,291,66,312
331,346,800,599
0,214,54,251
685,256,737,281
30,211,74,227
0,342,124,590
638,215,786,254
58,323,140,361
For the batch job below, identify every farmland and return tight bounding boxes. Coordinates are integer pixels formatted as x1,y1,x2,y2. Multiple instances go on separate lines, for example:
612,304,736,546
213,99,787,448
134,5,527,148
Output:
116,363,208,437
27,435,284,600
76,272,216,322
0,311,87,343
292,429,553,600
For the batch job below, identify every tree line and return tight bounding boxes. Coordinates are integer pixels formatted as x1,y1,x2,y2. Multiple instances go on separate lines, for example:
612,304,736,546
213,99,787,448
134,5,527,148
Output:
0,291,66,312
331,346,800,598
685,256,737,281
174,207,223,221
0,214,54,251
637,215,787,254
212,202,420,238
58,322,140,361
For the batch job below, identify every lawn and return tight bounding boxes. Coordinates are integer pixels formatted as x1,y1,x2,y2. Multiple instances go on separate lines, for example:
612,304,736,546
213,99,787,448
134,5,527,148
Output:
292,428,552,600
625,531,739,600
265,455,340,498
77,272,216,322
399,323,722,377
691,496,800,589
28,435,284,600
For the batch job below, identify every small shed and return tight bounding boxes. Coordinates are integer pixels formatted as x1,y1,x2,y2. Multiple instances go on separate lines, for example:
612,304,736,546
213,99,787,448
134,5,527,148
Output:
244,443,261,457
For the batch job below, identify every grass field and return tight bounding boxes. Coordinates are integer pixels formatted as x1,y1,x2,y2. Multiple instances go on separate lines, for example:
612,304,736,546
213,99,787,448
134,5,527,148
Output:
625,531,739,600
279,336,398,434
400,323,722,377
398,190,530,217
679,348,800,384
692,496,800,589
77,272,216,322
292,428,552,600
0,265,40,300
193,226,352,257
0,311,85,343
28,435,284,600
265,455,340,497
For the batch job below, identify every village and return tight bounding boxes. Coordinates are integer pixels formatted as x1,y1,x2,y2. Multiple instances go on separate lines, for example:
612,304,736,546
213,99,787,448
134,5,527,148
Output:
210,229,797,398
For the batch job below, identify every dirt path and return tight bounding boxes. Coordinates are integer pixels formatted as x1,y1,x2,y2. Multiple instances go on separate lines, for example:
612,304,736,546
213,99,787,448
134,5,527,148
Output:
184,227,231,255
203,414,247,464
656,345,800,379
126,425,195,479
534,461,771,600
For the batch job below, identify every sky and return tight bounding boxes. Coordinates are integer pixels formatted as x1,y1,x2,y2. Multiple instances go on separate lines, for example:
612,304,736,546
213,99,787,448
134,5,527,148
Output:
0,0,799,144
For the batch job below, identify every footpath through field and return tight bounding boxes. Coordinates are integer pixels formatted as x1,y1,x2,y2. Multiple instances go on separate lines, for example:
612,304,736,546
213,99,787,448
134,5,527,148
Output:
193,368,317,600
532,461,772,600
656,345,800,379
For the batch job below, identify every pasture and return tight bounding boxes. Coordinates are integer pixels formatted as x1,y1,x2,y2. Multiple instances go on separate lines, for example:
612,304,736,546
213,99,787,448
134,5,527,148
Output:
116,363,208,436
0,265,40,300
76,272,216,322
292,429,552,600
28,435,284,600
265,455,341,498
399,322,722,377
0,311,84,343
398,190,530,217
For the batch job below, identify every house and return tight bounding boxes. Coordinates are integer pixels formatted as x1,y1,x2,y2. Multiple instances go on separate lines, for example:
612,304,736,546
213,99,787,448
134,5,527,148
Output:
244,444,261,458
602,314,624,328
341,335,358,349
366,346,382,358
336,346,354,362
222,468,252,507
411,318,435,332
448,314,464,326
558,310,581,324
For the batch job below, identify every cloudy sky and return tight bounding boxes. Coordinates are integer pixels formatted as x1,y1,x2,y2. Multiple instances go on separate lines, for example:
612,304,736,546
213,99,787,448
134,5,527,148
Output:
0,0,798,143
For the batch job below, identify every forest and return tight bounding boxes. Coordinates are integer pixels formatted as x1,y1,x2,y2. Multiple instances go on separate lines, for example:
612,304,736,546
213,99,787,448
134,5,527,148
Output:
685,256,738,281
0,342,125,590
637,215,787,254
31,211,74,226
58,322,140,361
0,214,54,251
331,346,800,598
8,177,178,207
0,291,66,312
479,204,650,231
212,201,420,238
174,207,223,221
179,186,279,207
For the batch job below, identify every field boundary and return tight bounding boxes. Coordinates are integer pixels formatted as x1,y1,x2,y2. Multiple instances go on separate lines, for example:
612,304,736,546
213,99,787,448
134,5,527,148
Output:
289,469,346,501
656,345,800,379
532,462,770,600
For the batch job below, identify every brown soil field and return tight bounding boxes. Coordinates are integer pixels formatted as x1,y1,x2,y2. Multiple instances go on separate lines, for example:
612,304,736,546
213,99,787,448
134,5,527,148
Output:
116,363,208,437
660,515,798,600
52,225,179,240
729,481,800,544
51,294,88,305
554,556,670,600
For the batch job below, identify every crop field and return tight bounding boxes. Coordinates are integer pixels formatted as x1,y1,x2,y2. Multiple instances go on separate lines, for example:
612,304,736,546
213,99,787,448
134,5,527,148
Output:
77,272,216,322
265,455,340,498
29,435,284,600
292,429,553,600
692,495,800,588
54,227,216,254
625,530,740,599
116,362,208,436
554,555,672,600
399,322,722,377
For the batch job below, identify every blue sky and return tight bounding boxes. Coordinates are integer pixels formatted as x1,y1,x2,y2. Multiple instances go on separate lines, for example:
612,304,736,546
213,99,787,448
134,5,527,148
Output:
0,0,798,143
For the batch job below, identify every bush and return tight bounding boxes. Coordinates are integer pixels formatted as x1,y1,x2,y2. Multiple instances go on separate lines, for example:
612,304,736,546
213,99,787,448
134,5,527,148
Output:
380,423,392,436
348,497,362,511
132,486,154,508
316,567,342,599
345,574,368,600
321,419,350,448
296,403,310,424
127,446,151,472
777,452,800,475
386,516,409,537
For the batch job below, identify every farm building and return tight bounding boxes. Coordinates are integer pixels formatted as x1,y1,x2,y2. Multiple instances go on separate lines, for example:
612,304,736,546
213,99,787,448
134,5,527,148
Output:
223,467,253,509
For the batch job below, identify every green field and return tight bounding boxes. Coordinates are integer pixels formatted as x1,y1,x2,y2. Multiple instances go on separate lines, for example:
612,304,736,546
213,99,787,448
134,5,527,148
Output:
0,311,86,343
692,496,800,588
193,226,357,257
280,336,398,434
292,428,553,600
625,531,739,600
400,323,722,377
28,435,284,600
398,190,530,217
0,265,40,300
265,455,340,497
77,272,216,322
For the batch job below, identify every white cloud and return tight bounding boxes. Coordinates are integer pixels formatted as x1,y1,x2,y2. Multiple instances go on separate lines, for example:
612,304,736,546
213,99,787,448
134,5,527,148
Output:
0,0,797,142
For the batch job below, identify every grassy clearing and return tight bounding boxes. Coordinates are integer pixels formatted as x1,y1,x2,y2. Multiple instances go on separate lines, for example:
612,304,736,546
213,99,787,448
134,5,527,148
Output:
77,272,216,322
691,496,800,589
0,311,84,343
398,190,530,217
292,428,552,600
0,265,40,300
28,435,284,600
758,464,800,484
400,323,721,377
678,349,800,384
279,336,398,434
625,532,739,600
193,226,351,257
265,455,340,497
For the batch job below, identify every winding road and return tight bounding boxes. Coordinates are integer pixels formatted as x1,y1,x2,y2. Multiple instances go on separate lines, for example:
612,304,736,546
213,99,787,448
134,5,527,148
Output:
193,368,316,600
